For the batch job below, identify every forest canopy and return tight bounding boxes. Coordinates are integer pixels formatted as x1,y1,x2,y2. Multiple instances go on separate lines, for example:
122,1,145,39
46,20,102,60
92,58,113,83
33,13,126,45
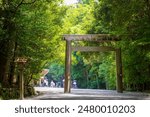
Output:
0,0,150,99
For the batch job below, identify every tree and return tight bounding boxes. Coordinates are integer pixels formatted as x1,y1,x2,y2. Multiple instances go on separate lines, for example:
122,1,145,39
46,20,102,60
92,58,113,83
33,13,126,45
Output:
92,0,150,91
61,1,94,34
0,0,66,98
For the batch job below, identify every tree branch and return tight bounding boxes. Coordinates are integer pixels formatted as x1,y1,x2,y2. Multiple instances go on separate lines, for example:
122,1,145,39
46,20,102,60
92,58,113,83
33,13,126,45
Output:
10,0,37,17
21,0,37,5
15,0,24,10
15,0,37,12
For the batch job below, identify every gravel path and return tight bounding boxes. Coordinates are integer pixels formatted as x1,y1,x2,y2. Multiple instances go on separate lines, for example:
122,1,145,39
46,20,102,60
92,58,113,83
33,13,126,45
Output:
26,87,150,100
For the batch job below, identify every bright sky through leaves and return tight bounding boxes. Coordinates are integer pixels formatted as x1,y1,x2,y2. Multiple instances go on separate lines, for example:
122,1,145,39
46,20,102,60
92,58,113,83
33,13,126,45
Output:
64,0,78,5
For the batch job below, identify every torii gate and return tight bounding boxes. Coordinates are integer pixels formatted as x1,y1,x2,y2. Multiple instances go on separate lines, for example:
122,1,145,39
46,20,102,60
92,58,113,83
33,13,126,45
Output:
63,34,123,93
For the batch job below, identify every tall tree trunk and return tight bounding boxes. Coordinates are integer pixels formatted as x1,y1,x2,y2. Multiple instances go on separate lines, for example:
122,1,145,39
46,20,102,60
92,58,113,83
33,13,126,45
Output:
8,42,18,86
0,53,7,85
0,0,16,87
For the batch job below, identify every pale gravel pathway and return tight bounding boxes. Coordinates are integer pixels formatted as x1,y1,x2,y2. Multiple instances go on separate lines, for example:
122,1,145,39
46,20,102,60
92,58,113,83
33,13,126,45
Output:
26,87,150,100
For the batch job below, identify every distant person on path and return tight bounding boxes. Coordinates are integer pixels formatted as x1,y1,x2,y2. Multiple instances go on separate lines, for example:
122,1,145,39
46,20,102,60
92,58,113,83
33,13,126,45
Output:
73,80,77,88
50,80,55,88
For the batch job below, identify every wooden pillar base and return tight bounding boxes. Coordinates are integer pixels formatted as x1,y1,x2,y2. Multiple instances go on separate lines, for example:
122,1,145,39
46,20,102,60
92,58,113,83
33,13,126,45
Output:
19,69,24,100
116,48,123,93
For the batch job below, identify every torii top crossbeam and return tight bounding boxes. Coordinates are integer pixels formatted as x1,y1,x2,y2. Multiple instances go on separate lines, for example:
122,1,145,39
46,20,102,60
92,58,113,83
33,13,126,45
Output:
63,34,120,42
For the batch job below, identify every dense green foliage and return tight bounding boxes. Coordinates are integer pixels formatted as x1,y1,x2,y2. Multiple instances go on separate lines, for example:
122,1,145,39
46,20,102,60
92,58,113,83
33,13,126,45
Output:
0,0,150,99
86,0,150,91
0,0,66,99
61,0,150,90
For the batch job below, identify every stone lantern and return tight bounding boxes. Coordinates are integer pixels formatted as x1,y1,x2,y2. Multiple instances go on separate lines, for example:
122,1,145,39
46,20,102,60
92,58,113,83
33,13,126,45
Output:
15,57,27,100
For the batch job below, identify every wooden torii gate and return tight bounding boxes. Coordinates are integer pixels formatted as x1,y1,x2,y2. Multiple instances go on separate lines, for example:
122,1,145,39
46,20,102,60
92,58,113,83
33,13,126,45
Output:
63,34,123,93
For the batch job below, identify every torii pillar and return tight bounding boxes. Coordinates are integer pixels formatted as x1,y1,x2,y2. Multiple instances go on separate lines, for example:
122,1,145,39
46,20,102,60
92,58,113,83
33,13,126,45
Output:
116,48,123,93
64,40,71,93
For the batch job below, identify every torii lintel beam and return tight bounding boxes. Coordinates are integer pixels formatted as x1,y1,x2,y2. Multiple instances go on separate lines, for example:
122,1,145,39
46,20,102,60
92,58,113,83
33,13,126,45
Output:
63,34,120,42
